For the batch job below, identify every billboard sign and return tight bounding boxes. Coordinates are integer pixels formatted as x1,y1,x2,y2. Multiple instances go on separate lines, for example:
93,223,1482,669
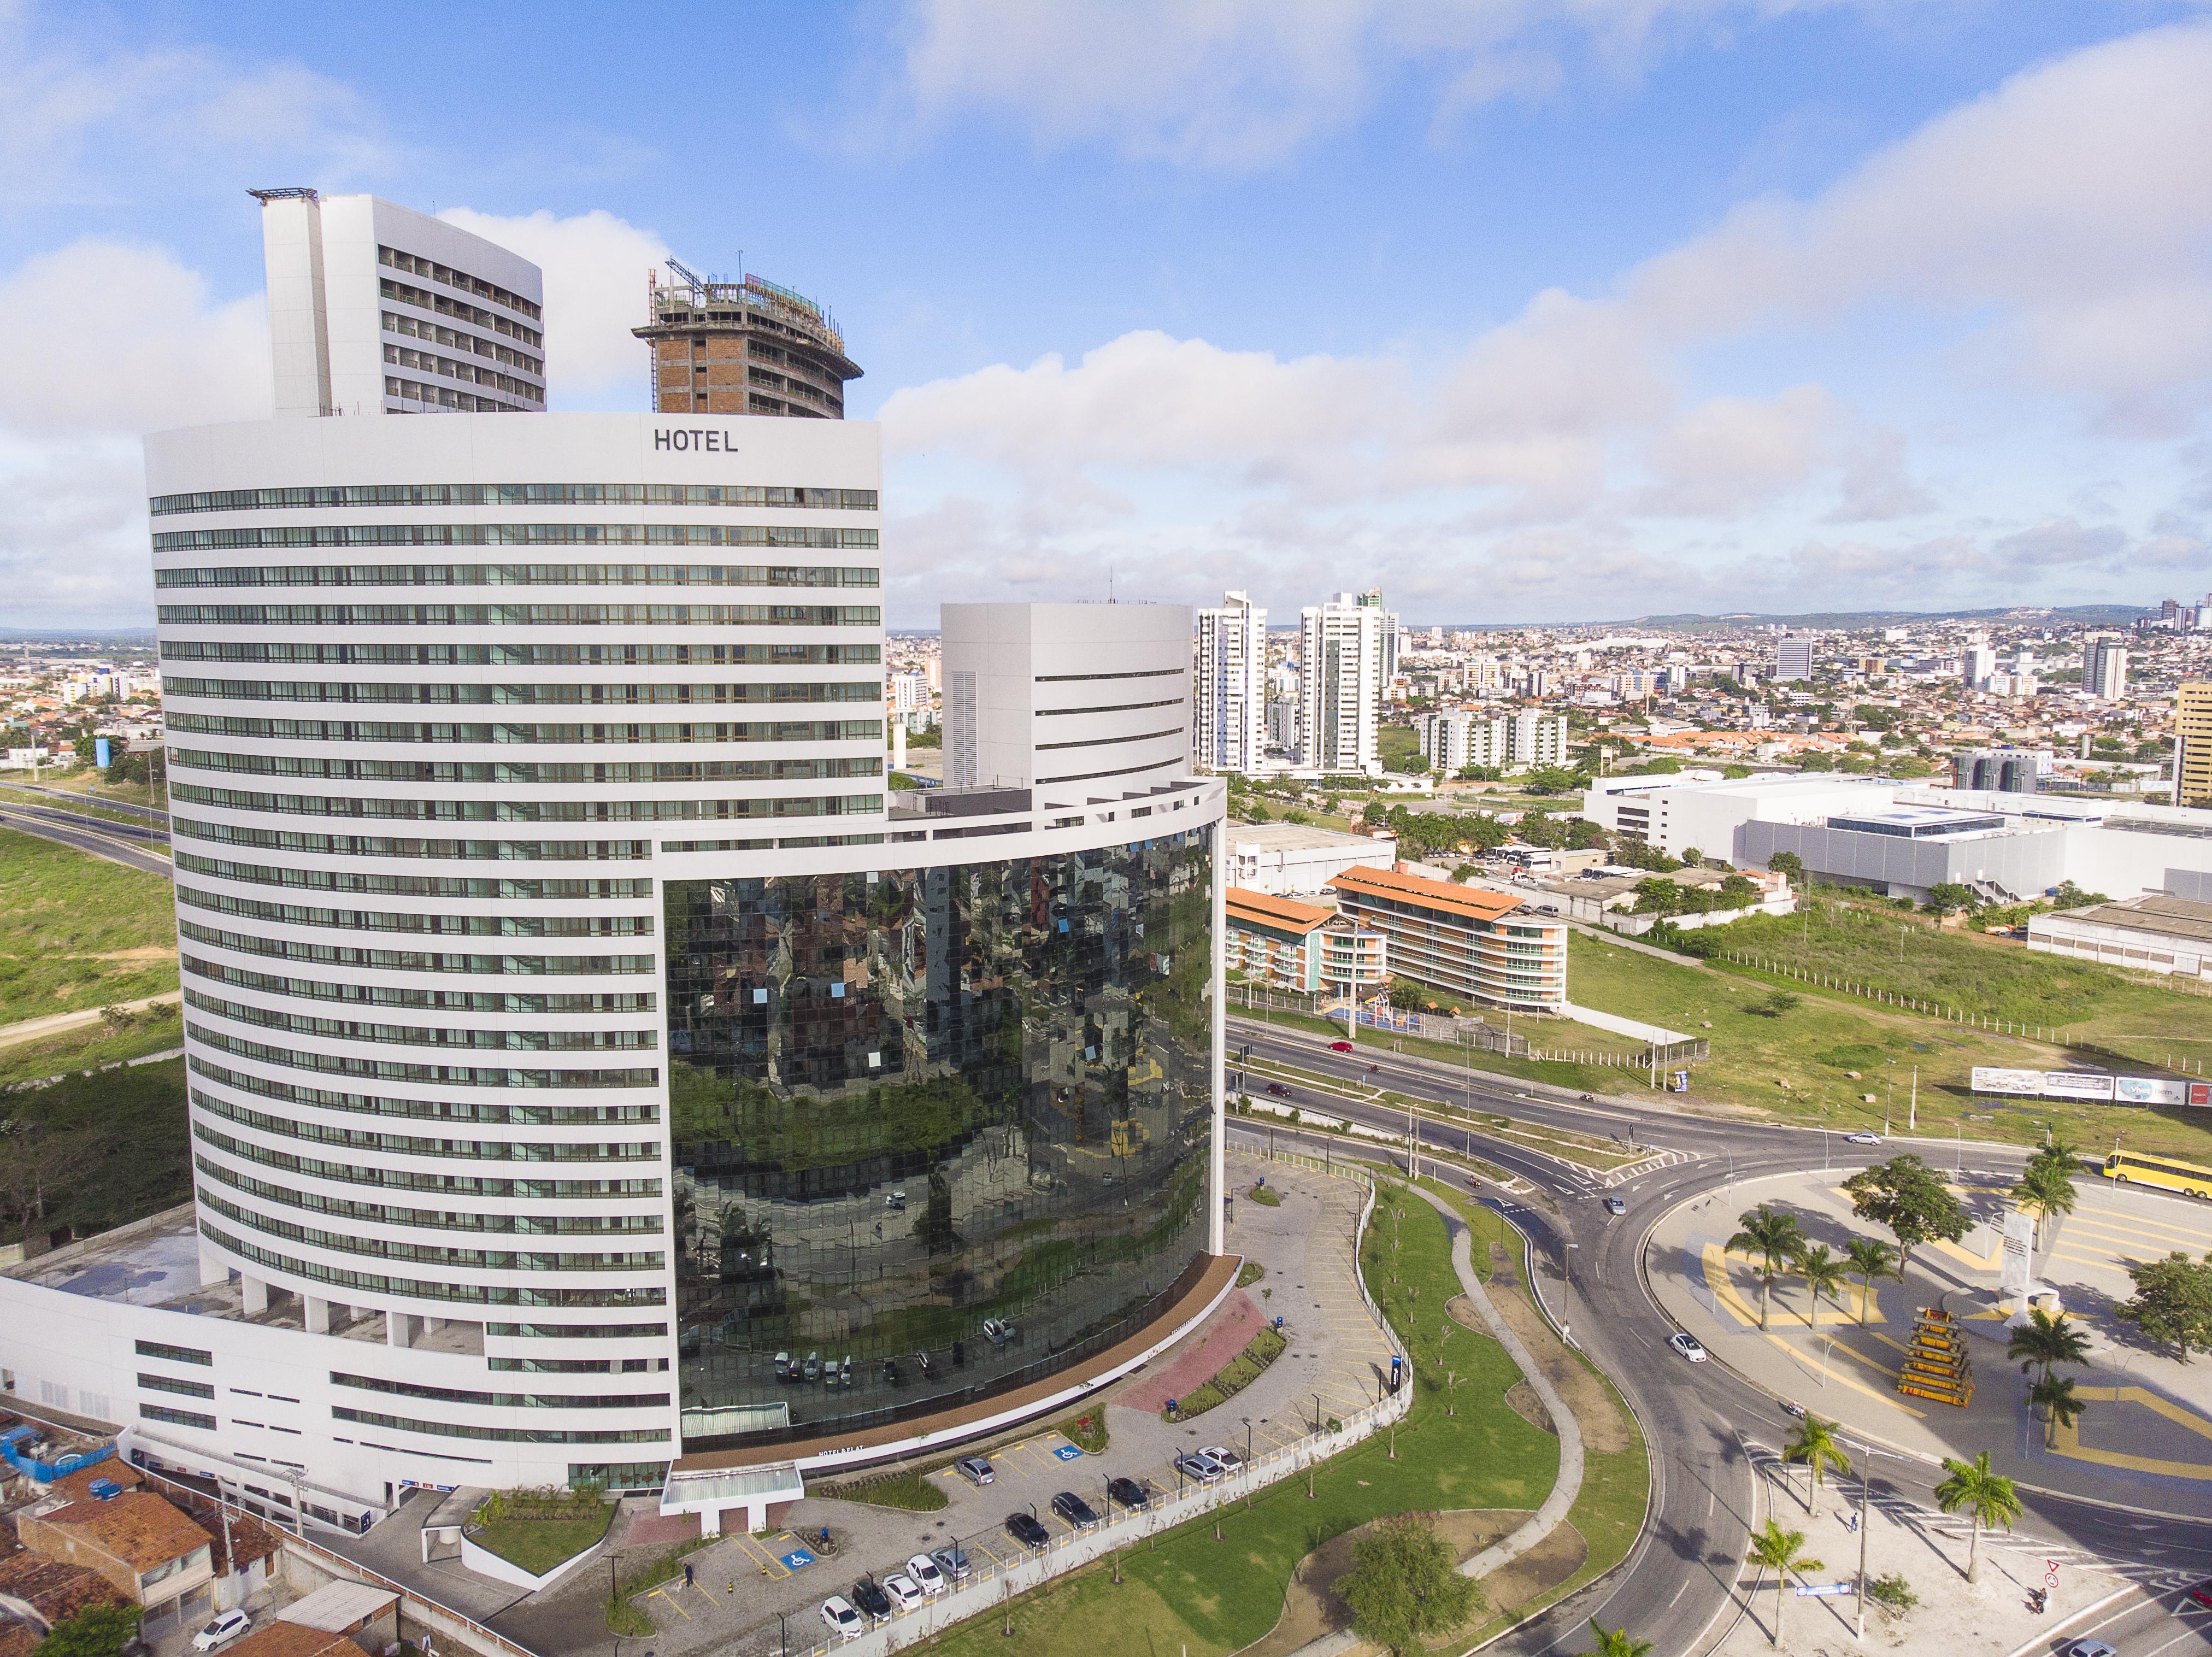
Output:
2116,1077,2189,1106
2041,1071,2116,1101
1970,1067,2044,1095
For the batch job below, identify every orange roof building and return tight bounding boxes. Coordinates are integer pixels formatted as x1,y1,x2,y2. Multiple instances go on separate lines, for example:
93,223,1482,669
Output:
1325,866,1567,1009
1223,889,1385,996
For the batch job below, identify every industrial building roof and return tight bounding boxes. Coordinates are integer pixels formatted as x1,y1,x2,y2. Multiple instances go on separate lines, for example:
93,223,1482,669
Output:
1226,823,1391,852
2065,895,2212,944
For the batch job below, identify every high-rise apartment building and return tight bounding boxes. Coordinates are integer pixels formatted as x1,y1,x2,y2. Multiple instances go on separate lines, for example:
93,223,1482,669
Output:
0,199,1227,1540
1507,710,1569,769
1357,589,1401,685
2082,633,2131,702
2178,683,2212,808
1299,593,1386,773
634,262,862,419
1420,712,1505,773
1962,639,1997,688
251,189,546,418
1774,633,1816,681
1193,591,1267,773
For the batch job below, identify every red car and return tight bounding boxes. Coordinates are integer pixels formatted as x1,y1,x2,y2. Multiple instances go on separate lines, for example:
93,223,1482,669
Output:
2191,1581,2212,1609
1329,1041,1354,1053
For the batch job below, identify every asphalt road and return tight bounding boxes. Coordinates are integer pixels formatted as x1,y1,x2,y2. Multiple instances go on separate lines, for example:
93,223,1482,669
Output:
0,803,174,877
1227,1014,2212,1656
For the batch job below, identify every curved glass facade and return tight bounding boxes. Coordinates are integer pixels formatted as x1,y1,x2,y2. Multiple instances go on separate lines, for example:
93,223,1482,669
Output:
665,825,1215,1447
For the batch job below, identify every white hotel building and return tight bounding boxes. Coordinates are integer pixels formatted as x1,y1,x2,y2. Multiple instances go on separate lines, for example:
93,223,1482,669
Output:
0,202,1228,1540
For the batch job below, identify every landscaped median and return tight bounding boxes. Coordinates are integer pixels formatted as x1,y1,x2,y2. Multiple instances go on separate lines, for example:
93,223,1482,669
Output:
875,1167,1570,1657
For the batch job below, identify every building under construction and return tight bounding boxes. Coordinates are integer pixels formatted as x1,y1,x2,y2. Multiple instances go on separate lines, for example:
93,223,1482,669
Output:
635,259,862,418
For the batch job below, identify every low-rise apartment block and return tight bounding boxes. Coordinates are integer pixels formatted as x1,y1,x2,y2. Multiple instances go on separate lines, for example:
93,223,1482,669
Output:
1224,889,1386,995
1325,865,1567,1010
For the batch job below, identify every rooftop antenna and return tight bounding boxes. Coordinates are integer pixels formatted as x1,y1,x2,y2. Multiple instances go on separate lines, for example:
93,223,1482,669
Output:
1109,567,1115,604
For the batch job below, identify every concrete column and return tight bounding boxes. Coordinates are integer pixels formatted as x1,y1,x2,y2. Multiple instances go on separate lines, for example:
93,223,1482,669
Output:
304,1296,330,1334
242,1277,268,1315
386,1312,409,1348
422,1316,444,1335
699,1506,722,1537
197,1242,229,1289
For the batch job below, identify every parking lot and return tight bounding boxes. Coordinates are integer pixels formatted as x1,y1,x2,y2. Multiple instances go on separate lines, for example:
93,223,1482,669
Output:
630,1154,1393,1655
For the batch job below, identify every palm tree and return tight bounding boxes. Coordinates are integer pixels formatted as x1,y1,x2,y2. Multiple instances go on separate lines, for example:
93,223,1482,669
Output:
1728,1205,1805,1331
1933,1452,2021,1582
2005,1307,2090,1383
1793,1242,1849,1329
2030,1373,2087,1448
1745,1519,1822,1646
2011,1158,2079,1251
1784,1414,1854,1506
1585,1620,1654,1657
1843,1237,1898,1324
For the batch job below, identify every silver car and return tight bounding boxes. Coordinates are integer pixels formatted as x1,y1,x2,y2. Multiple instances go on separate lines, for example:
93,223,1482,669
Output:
955,1455,995,1486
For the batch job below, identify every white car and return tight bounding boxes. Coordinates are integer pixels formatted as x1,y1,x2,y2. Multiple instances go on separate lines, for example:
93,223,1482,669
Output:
1669,1331,1708,1364
193,1613,251,1653
907,1554,946,1596
883,1574,925,1612
820,1597,864,1641
1845,1131,1882,1145
1199,1444,1244,1471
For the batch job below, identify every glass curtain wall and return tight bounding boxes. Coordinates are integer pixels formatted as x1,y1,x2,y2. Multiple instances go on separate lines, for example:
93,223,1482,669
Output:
664,826,1213,1447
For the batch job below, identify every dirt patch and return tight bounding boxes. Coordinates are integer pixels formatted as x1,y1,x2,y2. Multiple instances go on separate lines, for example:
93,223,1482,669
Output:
1448,1519,1590,1648
1450,1279,1635,1458
1239,1509,1532,1657
75,948,173,963
1504,1379,1554,1435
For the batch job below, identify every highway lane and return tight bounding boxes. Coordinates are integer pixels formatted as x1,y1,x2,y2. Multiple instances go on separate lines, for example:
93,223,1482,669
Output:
1229,1015,2212,1655
0,780,168,824
0,807,175,878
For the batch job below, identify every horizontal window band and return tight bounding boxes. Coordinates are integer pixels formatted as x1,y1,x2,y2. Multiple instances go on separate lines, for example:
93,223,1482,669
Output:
177,882,651,937
182,987,658,1053
161,642,879,666
331,1371,667,1409
195,1188,664,1274
193,1158,660,1239
172,852,652,900
1034,726,1185,753
181,953,656,1017
1036,698,1185,716
190,1086,659,1161
168,750,880,786
162,677,882,706
185,1023,657,1090
191,1109,662,1198
169,783,880,824
1034,757,1186,786
156,603,879,627
177,922,651,980
1033,668,1184,683
187,1056,656,1127
172,818,655,859
153,551,878,578
166,714,883,747
151,483,874,515
202,1220,667,1309
331,1406,669,1444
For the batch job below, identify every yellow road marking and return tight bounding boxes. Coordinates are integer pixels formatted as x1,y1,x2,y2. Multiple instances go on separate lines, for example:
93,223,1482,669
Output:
1701,1244,1886,1328
729,1532,789,1578
646,1588,692,1620
2051,1385,2212,1479
1766,1330,1925,1418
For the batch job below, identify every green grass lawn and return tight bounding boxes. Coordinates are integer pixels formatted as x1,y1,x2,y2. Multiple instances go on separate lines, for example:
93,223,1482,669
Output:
471,1506,615,1574
816,1468,949,1511
0,1057,191,1245
0,1008,182,1088
1568,926,2212,1159
915,1180,1555,1657
0,829,177,1026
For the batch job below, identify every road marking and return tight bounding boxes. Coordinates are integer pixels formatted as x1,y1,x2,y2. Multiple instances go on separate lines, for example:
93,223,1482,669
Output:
645,1588,692,1620
2049,1385,2212,1480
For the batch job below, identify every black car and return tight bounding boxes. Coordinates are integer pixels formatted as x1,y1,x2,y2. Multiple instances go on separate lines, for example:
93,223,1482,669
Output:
1004,1512,1051,1552
883,1358,904,1388
851,1577,892,1619
1106,1476,1149,1511
1049,1491,1100,1528
1265,1082,1290,1097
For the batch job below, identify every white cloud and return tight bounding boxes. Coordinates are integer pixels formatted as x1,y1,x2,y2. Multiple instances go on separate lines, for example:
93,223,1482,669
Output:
883,22,2212,619
887,0,1857,168
437,208,669,406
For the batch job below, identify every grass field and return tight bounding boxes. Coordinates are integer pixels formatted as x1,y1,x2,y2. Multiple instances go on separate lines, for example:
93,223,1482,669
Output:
0,1008,182,1089
0,828,176,1025
1568,927,2212,1159
0,1056,190,1245
470,1506,614,1574
914,1181,1555,1657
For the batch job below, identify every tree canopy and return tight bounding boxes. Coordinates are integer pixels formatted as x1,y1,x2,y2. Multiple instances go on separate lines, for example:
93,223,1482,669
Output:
1337,1513,1483,1656
1842,1154,1969,1276
2117,1249,2212,1362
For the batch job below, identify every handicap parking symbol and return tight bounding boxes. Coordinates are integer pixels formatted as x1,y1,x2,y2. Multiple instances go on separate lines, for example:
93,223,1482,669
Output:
781,1548,816,1571
1052,1444,1085,1461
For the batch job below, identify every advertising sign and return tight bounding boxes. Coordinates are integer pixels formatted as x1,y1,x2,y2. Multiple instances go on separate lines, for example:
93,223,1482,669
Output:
2041,1071,2116,1101
2193,1083,2212,1109
2002,1209,2034,1298
1971,1067,2045,1095
2116,1077,2188,1106
93,736,110,769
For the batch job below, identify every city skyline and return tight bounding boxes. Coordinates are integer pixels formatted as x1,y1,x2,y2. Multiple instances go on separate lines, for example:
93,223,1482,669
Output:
1,2,2208,629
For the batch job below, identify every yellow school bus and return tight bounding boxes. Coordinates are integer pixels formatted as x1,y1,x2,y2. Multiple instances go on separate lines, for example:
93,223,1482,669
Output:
2105,1151,2212,1198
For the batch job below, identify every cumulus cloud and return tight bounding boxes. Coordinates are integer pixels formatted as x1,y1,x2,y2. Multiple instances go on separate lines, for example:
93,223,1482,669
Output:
437,208,669,406
886,0,1856,168
883,22,2212,620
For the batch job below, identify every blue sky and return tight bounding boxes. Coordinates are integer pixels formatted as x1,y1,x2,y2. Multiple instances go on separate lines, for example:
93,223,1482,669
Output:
2,0,2208,627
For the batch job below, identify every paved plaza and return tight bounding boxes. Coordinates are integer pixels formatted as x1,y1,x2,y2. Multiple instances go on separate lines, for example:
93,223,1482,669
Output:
1651,1165,2212,1519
